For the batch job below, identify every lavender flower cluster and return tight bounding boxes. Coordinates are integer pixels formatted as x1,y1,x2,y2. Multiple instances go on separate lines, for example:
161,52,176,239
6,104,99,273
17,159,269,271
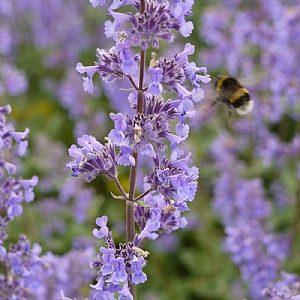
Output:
0,105,40,299
195,1,300,298
66,0,211,298
0,1,27,96
0,104,96,299
211,133,300,299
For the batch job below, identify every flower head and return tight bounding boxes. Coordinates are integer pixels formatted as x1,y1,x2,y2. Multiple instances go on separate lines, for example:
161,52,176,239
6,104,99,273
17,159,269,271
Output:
145,154,198,204
109,95,178,157
91,216,148,299
66,134,118,182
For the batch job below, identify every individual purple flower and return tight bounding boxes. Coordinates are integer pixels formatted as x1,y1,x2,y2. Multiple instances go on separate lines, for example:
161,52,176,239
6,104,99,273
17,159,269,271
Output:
176,119,189,137
118,144,135,166
93,216,109,239
138,208,161,240
75,63,98,94
185,63,211,94
148,67,163,95
10,128,30,156
117,41,138,75
173,0,194,37
130,256,147,284
105,12,129,38
112,257,127,282
110,112,127,131
101,248,116,275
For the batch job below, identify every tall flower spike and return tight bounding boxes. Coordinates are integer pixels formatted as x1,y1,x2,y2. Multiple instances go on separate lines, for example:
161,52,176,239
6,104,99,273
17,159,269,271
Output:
70,0,211,298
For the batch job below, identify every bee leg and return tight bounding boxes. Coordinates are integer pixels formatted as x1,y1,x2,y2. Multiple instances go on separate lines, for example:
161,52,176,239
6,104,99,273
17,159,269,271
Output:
245,115,253,122
227,110,233,129
204,101,217,112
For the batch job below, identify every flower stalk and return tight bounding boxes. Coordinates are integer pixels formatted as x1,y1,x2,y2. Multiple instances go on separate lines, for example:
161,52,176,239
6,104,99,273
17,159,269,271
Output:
68,0,211,298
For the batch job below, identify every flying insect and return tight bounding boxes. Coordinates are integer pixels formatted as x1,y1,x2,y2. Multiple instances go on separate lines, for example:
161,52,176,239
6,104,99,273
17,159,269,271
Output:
206,75,254,127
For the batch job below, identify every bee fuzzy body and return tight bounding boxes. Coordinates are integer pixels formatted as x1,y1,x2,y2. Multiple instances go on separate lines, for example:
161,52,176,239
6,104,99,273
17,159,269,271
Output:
214,76,254,115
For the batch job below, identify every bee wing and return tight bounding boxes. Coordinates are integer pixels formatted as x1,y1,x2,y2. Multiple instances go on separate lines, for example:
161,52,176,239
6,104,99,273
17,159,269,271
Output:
202,85,219,111
238,70,269,86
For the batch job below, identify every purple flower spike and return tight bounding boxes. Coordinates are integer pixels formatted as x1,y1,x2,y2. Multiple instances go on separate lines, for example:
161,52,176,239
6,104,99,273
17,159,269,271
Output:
68,0,211,298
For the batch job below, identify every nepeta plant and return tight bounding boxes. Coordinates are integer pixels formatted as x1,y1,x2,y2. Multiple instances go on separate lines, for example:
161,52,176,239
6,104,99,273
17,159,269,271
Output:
0,105,96,299
66,0,210,298
0,105,40,299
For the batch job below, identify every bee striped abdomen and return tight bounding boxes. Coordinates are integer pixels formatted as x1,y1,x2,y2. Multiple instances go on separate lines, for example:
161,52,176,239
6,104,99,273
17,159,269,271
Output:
229,87,249,104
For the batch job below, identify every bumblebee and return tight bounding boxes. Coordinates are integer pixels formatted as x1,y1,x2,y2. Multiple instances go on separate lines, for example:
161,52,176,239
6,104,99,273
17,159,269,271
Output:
208,75,254,124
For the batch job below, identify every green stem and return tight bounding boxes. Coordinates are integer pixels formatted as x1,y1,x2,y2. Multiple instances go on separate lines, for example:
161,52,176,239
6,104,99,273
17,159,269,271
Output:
133,188,153,202
126,2,146,299
114,177,128,200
